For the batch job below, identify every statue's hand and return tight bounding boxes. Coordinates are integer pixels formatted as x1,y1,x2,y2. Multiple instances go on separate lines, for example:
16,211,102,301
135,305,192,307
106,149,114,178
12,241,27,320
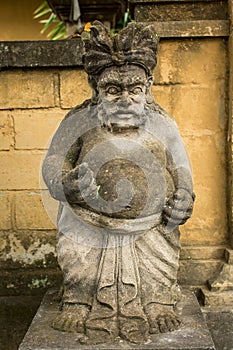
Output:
62,162,97,204
163,189,194,226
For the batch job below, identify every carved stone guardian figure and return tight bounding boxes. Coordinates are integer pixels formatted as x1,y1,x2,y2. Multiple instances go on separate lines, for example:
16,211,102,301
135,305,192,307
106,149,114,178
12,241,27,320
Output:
42,21,194,345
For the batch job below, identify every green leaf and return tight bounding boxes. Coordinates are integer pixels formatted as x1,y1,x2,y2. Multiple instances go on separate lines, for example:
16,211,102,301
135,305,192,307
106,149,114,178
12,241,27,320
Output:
47,22,66,39
41,13,57,33
34,7,52,19
52,29,66,40
34,1,47,15
123,11,129,27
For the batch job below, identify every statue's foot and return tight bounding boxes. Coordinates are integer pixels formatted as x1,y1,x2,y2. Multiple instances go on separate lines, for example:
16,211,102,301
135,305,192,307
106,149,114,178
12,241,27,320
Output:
83,316,118,344
145,303,181,334
52,303,90,333
119,316,149,344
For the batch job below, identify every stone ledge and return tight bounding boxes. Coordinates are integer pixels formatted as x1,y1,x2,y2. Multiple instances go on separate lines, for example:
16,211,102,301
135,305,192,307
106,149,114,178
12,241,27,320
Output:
0,39,83,70
133,20,230,37
200,287,233,306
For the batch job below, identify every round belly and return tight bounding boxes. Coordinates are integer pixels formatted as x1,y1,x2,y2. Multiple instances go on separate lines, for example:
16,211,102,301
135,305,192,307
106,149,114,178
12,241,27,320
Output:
90,158,167,219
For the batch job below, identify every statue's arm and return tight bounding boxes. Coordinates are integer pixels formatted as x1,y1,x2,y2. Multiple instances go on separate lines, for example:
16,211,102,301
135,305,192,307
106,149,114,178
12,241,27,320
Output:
163,121,195,226
42,119,82,202
42,114,97,205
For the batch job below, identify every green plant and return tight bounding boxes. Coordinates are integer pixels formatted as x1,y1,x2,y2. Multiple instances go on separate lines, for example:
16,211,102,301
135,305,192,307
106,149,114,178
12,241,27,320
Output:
34,1,66,40
111,8,134,34
34,1,133,39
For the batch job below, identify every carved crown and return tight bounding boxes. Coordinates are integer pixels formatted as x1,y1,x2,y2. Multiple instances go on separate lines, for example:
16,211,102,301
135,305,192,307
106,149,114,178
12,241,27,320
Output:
82,21,159,76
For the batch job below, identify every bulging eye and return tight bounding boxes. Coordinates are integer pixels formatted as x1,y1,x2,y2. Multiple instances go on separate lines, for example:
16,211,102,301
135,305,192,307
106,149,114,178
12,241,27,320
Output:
106,86,120,95
131,86,143,94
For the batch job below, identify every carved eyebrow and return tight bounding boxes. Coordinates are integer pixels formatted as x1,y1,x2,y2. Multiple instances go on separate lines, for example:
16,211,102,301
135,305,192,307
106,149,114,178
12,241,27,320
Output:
98,78,120,87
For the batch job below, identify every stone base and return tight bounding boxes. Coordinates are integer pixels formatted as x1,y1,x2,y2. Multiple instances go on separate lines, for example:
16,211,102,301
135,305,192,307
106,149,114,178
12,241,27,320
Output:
19,288,215,350
200,286,233,306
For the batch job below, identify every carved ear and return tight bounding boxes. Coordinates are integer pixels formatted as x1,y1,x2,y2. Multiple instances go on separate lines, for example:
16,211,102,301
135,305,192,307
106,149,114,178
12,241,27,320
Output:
146,76,154,104
146,76,154,88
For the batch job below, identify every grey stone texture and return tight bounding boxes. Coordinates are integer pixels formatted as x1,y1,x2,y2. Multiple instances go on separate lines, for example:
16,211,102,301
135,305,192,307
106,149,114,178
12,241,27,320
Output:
42,21,194,344
200,249,233,306
19,289,215,350
0,40,83,69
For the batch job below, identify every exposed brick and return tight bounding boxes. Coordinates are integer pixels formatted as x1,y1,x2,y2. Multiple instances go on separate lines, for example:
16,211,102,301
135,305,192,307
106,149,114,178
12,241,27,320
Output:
0,193,11,230
14,110,65,150
0,152,45,190
0,112,14,150
0,70,55,109
15,192,56,230
60,69,91,109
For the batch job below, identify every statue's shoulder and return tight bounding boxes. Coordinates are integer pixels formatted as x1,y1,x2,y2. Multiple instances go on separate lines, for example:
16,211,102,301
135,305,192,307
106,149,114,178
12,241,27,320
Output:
147,102,178,130
55,99,98,133
148,102,175,122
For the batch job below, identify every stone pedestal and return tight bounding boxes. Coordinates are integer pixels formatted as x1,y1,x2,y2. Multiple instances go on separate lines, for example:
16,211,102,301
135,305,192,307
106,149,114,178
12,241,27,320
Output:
200,249,233,306
19,288,215,350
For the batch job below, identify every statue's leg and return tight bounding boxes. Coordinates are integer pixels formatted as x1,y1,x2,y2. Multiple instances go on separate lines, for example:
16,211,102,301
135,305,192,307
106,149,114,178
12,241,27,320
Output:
52,231,103,333
135,226,181,334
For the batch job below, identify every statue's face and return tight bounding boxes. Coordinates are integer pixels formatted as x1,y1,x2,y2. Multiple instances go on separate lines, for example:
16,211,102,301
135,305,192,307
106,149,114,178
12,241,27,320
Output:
96,65,152,128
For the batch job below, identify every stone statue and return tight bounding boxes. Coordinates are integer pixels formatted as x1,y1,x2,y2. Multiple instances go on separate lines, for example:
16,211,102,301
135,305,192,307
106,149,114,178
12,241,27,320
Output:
42,21,194,345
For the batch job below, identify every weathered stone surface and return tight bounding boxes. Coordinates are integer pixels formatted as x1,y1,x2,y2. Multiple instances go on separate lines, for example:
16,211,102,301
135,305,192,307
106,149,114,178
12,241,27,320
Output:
200,287,233,306
19,289,216,350
0,230,57,270
178,260,223,286
207,263,233,292
203,307,233,350
130,0,230,37
0,40,83,69
42,21,194,343
133,3,228,21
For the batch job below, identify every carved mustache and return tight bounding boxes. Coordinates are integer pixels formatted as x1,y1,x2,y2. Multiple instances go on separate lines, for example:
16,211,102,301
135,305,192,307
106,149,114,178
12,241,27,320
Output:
102,101,142,116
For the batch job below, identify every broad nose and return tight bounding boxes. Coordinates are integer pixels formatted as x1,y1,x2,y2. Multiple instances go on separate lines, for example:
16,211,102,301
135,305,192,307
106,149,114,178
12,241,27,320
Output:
120,90,131,103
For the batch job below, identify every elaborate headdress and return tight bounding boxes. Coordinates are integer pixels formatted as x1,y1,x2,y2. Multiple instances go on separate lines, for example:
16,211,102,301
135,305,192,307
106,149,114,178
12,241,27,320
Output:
82,21,159,77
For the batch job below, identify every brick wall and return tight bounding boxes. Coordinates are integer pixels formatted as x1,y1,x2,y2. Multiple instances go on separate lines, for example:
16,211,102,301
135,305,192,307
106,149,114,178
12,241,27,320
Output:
0,32,230,294
0,42,92,293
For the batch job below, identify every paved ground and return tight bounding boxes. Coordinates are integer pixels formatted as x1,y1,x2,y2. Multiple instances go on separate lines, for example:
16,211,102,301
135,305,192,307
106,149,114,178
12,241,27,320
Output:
0,295,233,350
0,295,41,350
203,307,233,350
